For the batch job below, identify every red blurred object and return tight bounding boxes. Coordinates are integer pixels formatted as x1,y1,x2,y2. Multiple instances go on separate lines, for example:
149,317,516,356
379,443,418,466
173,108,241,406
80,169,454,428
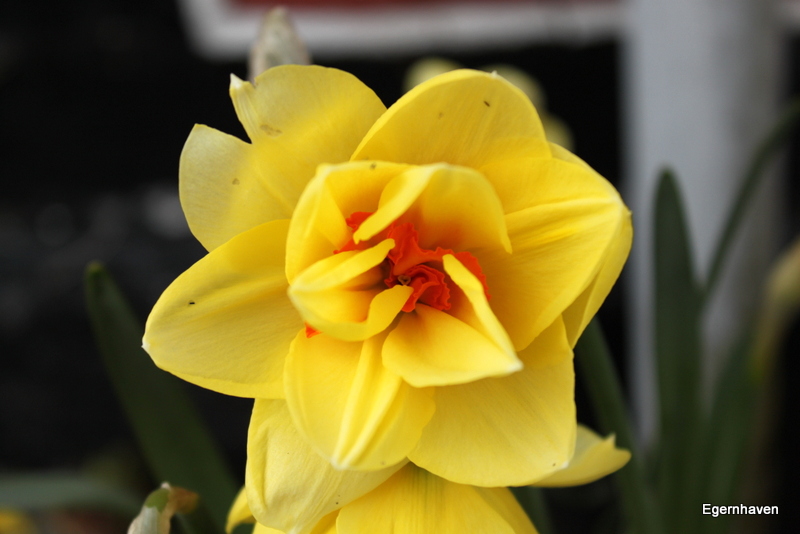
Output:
233,0,614,6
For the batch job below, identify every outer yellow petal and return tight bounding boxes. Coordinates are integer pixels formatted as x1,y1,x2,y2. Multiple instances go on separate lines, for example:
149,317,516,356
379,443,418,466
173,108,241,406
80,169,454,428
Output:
352,69,550,167
479,148,632,346
180,125,290,252
285,331,435,470
288,240,412,341
308,513,338,534
476,485,540,534
227,487,256,534
337,464,538,534
480,197,627,352
409,318,576,486
247,400,402,534
532,425,631,487
144,219,300,398
561,209,632,347
180,66,385,251
479,154,623,218
229,486,338,534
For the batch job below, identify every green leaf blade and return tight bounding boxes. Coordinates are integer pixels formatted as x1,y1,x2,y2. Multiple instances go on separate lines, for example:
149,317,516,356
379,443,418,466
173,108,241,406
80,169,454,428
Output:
705,98,800,300
653,170,704,533
0,472,141,516
84,262,238,532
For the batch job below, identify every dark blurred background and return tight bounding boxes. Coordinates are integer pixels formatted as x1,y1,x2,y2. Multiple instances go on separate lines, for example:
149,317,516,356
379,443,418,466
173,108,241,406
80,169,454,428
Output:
1,0,798,533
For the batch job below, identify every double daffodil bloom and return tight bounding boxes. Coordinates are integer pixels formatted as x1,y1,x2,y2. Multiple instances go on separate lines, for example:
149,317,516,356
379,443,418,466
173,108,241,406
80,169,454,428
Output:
225,400,630,534
144,65,631,487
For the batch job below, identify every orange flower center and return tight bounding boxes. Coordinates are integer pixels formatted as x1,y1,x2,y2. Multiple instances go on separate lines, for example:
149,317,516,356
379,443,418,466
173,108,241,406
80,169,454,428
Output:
305,212,491,338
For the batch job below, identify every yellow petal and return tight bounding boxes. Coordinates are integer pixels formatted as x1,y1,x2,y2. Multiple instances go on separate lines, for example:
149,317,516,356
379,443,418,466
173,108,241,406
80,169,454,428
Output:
546,146,633,345
181,66,384,251
532,425,631,487
309,513,338,534
443,254,518,364
337,464,538,534
227,487,255,534
143,219,300,398
288,240,412,341
480,196,628,352
480,153,623,218
180,125,291,252
352,69,550,167
383,304,519,388
382,254,520,388
356,163,511,254
477,485,541,534
409,318,576,486
247,400,401,534
252,511,338,534
284,331,435,471
561,210,632,347
231,65,384,202
285,161,412,282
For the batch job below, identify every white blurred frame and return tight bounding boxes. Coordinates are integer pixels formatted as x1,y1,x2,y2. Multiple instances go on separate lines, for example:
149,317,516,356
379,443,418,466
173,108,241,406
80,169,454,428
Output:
176,0,622,60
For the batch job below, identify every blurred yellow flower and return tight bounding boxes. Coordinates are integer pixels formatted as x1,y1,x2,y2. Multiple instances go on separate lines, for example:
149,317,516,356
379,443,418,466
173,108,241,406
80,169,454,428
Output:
0,510,36,534
224,400,629,534
144,65,631,486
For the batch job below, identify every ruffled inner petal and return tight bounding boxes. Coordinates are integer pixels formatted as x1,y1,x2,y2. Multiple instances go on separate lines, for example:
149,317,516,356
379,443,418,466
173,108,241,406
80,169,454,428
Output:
408,318,576,487
285,161,411,282
359,163,512,254
284,331,435,471
289,239,412,341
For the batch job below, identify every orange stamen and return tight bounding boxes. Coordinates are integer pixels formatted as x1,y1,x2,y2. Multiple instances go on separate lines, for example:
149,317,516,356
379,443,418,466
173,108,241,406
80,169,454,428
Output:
304,323,321,338
333,211,491,313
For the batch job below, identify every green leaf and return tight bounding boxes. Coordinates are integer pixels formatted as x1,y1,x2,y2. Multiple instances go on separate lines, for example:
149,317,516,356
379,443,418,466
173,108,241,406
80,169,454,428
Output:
575,320,664,534
84,262,238,533
0,472,141,516
697,337,757,534
705,98,800,300
653,170,703,533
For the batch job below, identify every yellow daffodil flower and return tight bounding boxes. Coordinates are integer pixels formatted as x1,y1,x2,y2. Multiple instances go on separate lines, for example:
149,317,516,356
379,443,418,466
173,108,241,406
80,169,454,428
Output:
144,65,631,487
224,400,629,534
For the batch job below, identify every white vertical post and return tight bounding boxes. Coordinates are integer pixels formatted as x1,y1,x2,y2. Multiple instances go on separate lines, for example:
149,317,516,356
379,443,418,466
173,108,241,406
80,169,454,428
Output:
623,0,783,443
